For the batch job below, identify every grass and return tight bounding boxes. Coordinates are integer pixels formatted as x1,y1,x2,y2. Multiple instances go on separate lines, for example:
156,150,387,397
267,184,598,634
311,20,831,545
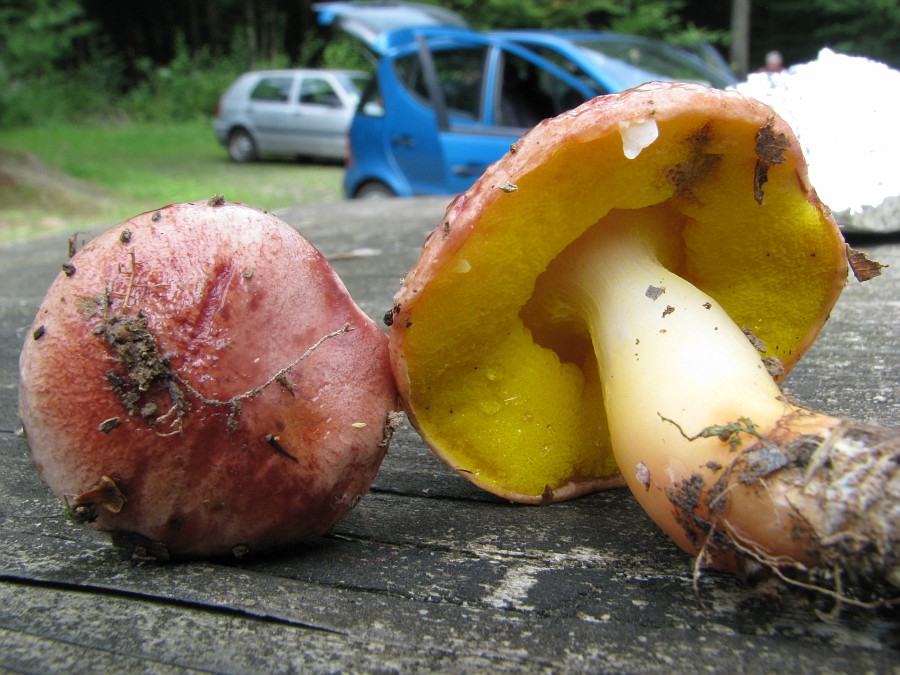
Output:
0,120,344,244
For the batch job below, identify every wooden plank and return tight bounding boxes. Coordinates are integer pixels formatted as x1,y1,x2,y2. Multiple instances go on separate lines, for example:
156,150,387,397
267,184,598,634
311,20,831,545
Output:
3,576,896,674
3,427,899,670
1,199,898,671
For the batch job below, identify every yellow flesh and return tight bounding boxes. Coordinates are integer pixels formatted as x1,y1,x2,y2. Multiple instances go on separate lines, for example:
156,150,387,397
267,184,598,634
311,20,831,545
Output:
402,114,844,500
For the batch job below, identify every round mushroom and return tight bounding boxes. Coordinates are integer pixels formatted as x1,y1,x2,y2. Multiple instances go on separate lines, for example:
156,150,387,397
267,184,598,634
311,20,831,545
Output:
389,83,899,596
19,199,400,560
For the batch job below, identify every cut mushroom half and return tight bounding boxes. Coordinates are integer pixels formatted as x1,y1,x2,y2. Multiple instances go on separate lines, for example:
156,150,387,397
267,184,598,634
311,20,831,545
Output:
389,82,899,600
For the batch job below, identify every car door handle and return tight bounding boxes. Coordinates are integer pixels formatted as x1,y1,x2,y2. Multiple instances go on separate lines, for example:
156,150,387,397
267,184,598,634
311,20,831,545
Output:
391,134,416,148
452,164,486,177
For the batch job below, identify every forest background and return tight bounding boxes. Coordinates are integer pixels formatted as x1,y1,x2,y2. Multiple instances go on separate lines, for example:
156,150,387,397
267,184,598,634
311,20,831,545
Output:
2,0,898,128
1,0,897,243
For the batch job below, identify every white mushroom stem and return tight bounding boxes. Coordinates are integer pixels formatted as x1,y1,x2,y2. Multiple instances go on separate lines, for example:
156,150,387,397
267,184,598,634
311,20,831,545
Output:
539,210,900,596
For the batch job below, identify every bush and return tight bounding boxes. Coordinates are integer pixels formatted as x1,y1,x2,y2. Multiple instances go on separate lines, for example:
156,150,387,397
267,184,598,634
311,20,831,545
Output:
120,37,246,123
0,58,126,127
0,33,290,128
0,0,124,126
118,31,371,124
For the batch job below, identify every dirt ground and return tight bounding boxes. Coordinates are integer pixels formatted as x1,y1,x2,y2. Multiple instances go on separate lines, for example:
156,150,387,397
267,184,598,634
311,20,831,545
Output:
0,150,115,242
0,149,346,244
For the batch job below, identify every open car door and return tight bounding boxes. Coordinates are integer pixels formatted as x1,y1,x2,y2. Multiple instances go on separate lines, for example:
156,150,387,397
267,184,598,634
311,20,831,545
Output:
314,2,469,56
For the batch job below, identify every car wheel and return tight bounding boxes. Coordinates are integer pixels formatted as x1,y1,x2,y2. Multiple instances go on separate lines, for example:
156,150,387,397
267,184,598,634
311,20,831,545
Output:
228,129,257,163
355,182,396,199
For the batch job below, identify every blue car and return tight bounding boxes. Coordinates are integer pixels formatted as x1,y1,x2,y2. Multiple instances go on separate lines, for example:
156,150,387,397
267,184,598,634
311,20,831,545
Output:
317,4,736,199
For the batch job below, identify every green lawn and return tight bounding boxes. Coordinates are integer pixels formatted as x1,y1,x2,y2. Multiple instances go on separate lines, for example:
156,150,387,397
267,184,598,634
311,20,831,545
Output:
0,120,344,243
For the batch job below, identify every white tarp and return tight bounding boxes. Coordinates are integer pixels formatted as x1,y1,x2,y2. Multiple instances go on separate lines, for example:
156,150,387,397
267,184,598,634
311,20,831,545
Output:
737,48,900,233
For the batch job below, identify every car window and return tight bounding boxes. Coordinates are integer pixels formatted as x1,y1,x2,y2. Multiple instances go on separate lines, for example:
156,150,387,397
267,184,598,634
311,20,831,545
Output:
299,77,342,106
358,76,385,117
394,46,487,122
335,73,370,99
314,2,469,50
496,51,588,128
250,76,293,103
351,75,370,96
576,38,732,88
525,45,611,96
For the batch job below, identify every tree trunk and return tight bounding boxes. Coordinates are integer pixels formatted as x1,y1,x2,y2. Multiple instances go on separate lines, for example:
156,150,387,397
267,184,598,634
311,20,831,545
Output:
730,0,751,78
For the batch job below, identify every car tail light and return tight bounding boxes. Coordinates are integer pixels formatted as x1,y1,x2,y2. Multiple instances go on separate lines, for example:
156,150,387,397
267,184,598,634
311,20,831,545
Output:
345,141,354,168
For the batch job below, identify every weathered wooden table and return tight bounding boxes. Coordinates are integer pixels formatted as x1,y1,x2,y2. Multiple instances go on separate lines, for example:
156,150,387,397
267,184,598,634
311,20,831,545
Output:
2,198,898,672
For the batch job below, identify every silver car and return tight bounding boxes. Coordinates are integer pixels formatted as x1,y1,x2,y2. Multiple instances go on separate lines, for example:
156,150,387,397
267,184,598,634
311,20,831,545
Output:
213,69,370,162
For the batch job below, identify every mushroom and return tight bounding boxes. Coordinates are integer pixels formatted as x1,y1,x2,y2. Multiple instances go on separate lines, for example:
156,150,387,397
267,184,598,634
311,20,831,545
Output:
19,200,400,559
389,83,899,598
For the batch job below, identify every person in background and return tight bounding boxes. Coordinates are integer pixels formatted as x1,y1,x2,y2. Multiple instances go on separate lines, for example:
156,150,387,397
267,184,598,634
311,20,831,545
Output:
760,50,785,73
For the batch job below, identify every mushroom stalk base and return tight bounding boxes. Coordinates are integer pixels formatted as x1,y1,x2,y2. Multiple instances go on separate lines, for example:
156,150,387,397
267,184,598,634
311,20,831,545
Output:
544,214,900,602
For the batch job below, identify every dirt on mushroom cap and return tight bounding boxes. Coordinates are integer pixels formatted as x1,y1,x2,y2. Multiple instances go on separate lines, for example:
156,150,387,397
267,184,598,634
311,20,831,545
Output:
19,200,400,558
389,82,848,503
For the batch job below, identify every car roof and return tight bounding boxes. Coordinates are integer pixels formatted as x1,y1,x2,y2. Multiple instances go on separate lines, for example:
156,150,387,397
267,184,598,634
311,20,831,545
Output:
491,29,737,87
240,68,370,77
490,29,684,50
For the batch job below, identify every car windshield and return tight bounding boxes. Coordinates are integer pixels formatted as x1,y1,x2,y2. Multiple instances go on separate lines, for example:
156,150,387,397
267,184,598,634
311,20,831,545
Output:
575,38,731,89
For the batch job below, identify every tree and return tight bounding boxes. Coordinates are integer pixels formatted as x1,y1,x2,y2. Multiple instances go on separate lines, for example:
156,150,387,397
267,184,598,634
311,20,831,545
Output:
730,0,750,77
3,0,899,128
451,0,724,46
0,0,98,78
0,0,122,124
801,0,900,67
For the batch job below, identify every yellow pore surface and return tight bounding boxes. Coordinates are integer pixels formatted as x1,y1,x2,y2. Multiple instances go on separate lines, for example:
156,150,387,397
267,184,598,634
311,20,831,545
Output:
401,114,846,501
